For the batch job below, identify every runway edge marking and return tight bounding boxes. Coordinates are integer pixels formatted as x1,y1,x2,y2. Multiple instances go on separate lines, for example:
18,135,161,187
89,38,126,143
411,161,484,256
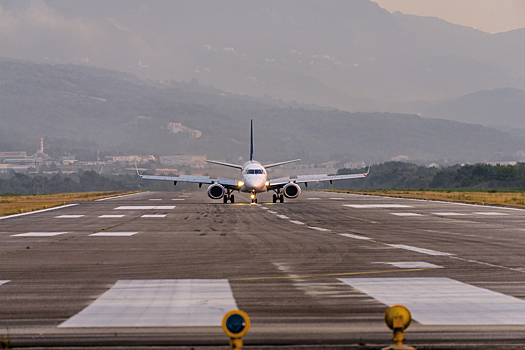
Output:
0,204,78,220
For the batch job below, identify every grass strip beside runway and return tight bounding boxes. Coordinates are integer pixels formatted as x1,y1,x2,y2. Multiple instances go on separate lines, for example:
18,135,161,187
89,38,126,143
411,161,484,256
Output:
326,189,525,208
0,191,141,217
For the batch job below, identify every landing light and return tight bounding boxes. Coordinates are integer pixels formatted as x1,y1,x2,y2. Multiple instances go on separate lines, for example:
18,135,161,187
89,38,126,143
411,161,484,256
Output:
250,194,255,199
265,181,270,186
237,181,244,187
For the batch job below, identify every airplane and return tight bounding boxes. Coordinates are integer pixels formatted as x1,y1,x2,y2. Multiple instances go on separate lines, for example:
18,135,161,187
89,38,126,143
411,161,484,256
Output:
137,120,369,204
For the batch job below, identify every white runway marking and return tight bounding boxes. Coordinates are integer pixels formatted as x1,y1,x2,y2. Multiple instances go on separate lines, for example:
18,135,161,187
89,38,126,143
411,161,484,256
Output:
172,199,185,201
339,277,525,325
390,213,423,217
55,215,84,218
98,215,125,218
309,227,331,231
90,232,138,237
473,212,509,216
0,204,78,220
0,281,10,286
260,206,268,209
149,199,162,201
95,192,144,201
114,206,175,210
268,211,277,214
141,214,166,218
290,220,305,225
433,212,467,216
59,279,237,327
329,198,346,200
277,215,289,219
344,204,413,209
376,262,443,269
386,244,454,256
11,232,68,237
307,198,321,200
339,233,372,240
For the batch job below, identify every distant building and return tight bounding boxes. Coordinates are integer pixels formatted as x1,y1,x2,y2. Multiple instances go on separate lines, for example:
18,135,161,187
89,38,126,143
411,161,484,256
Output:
160,155,207,168
0,151,27,159
167,123,183,133
155,168,179,175
391,155,409,162
190,130,202,139
343,161,366,169
167,123,202,138
108,155,156,163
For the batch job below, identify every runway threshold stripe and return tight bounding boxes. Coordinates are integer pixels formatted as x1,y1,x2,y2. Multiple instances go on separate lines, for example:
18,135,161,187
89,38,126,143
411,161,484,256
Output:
309,227,331,231
141,214,166,218
11,232,68,237
59,279,237,327
277,215,289,219
473,212,509,216
90,232,138,236
290,220,305,225
339,277,525,325
390,213,423,217
386,244,454,256
344,204,413,209
98,215,125,218
114,206,175,210
0,281,10,286
0,204,78,220
376,262,444,269
55,215,84,218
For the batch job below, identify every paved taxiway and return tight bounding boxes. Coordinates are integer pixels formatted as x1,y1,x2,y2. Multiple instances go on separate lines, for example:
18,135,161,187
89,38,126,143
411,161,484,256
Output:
2,190,525,348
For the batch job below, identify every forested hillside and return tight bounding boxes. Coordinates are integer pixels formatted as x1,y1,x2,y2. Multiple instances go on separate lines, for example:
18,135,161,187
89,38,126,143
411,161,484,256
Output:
1,58,524,164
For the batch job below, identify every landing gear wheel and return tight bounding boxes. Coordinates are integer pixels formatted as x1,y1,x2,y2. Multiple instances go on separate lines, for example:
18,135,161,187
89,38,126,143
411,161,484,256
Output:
255,198,258,203
223,196,228,203
279,194,284,203
230,195,235,203
273,194,277,203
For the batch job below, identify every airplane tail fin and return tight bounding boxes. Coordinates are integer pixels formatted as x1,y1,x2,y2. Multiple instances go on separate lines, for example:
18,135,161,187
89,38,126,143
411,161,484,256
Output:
250,119,253,161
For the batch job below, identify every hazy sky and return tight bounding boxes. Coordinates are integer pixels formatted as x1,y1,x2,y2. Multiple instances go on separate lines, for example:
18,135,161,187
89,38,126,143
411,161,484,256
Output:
373,0,525,33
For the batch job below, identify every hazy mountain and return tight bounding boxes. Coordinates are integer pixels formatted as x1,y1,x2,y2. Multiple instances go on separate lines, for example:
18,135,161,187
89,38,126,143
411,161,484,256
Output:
1,58,524,165
1,0,525,119
418,88,525,129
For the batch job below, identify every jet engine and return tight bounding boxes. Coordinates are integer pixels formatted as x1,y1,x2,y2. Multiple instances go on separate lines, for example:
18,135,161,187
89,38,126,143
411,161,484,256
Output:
207,184,225,199
283,183,301,199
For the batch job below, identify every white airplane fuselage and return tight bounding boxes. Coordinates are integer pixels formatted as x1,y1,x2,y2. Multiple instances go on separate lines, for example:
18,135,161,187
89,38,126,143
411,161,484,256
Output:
240,160,267,193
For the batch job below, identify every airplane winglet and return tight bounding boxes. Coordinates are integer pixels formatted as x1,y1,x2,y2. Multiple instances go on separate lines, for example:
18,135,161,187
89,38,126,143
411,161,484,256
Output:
134,163,142,178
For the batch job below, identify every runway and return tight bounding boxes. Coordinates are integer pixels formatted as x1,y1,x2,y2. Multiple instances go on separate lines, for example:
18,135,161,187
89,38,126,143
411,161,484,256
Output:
2,190,525,348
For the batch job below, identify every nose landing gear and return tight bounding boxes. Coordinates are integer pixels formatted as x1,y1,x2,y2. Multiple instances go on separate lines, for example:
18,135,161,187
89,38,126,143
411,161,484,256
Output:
250,192,257,204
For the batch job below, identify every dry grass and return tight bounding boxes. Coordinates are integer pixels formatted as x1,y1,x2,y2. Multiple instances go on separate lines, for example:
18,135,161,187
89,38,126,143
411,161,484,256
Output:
0,191,141,217
325,189,525,208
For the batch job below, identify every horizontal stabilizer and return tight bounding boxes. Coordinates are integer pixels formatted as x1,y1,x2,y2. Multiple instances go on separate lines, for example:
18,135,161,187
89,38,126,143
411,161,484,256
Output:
264,159,300,169
205,160,243,169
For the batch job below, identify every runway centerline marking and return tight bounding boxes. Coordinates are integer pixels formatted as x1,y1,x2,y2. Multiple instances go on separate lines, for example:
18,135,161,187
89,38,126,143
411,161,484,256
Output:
309,226,331,231
373,262,444,269
89,232,138,237
59,279,237,327
385,244,454,256
344,204,413,209
339,233,372,240
432,212,467,216
390,213,423,217
473,212,509,216
339,277,525,325
290,220,305,225
231,268,436,281
172,199,185,201
277,215,289,219
55,215,84,218
98,215,125,218
268,211,277,214
11,232,68,237
114,206,175,210
307,198,321,200
141,214,166,218
149,199,162,201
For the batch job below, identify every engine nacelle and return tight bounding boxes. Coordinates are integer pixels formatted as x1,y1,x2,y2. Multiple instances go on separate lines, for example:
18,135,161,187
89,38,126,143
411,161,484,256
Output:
283,183,301,199
207,184,225,199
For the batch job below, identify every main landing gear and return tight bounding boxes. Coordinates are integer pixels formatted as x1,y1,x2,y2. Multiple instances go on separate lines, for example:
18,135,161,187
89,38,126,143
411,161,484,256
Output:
272,192,284,203
223,190,235,203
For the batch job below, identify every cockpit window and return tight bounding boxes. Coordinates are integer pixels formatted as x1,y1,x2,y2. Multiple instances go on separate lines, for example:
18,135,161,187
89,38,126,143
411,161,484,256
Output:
255,169,263,174
247,169,255,174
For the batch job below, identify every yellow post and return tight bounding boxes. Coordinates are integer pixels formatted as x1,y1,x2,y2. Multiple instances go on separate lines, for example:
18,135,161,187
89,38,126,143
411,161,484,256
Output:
229,337,243,350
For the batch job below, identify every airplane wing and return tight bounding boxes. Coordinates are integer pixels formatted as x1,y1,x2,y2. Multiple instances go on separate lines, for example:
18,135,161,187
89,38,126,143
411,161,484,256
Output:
268,168,369,188
138,172,239,188
264,159,301,168
205,160,243,169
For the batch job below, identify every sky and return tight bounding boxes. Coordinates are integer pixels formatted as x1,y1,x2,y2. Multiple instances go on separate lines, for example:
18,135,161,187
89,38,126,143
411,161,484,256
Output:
373,0,525,33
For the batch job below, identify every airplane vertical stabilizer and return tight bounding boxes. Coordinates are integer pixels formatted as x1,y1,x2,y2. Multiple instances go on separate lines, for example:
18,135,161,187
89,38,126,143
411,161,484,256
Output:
250,119,253,161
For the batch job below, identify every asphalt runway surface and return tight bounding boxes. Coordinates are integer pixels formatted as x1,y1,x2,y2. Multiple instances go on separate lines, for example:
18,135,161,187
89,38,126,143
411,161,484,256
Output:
2,190,525,349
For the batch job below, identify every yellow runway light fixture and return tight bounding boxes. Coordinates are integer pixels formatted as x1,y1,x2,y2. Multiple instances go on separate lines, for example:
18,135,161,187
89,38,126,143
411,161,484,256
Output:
382,305,415,350
222,309,251,350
